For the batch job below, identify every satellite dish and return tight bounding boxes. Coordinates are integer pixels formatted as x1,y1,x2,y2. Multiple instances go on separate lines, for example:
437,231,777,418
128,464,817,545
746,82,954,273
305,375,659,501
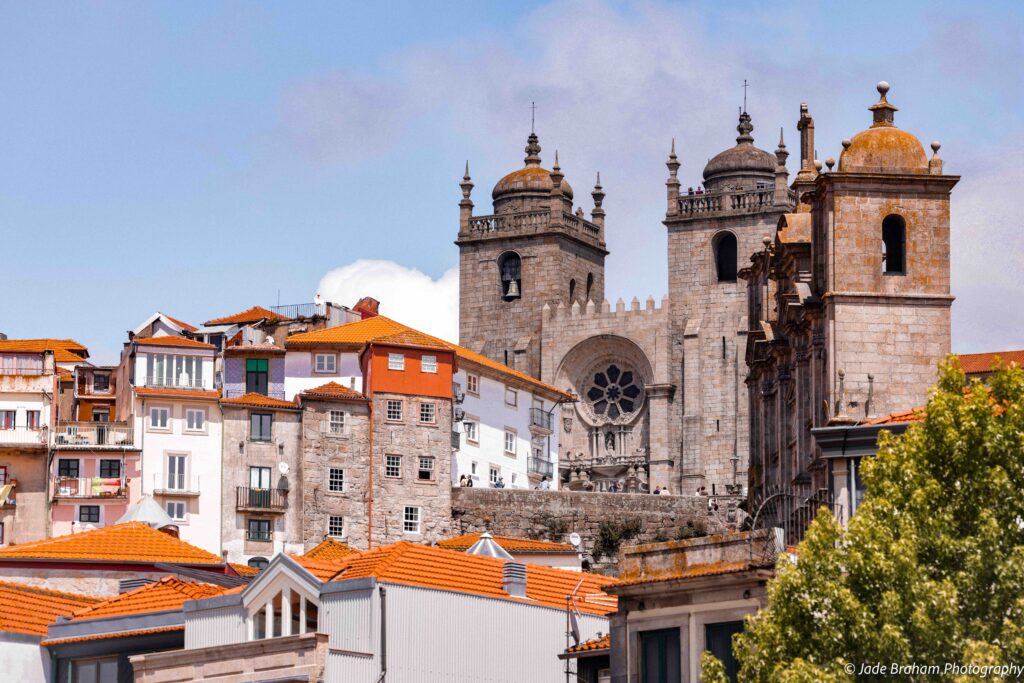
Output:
278,462,290,475
568,532,582,548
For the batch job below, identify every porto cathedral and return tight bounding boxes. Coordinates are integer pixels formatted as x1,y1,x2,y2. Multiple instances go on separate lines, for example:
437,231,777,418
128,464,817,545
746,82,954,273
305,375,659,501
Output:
456,83,956,501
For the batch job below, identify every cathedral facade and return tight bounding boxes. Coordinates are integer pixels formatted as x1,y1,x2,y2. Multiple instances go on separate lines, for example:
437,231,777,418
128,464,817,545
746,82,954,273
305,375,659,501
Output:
457,83,954,502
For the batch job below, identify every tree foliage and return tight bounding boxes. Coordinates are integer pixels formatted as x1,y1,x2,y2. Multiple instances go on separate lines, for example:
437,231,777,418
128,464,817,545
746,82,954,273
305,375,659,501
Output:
704,360,1024,682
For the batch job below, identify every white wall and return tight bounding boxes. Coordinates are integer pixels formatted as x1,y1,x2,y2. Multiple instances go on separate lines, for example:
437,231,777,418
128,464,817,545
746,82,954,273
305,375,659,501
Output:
134,350,213,389
0,634,50,683
452,370,559,491
283,350,363,400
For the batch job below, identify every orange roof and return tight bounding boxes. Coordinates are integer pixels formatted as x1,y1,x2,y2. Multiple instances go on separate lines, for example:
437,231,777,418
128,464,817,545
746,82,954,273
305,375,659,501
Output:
204,306,286,326
135,387,220,400
0,339,89,363
437,532,575,553
0,581,99,636
613,560,758,587
0,522,225,566
229,563,261,576
42,624,184,646
957,350,1024,375
134,336,214,349
304,537,357,562
328,542,615,615
286,316,572,399
220,392,298,409
863,408,926,426
68,577,225,621
300,382,366,402
373,328,452,351
291,554,354,582
162,314,198,332
566,633,610,653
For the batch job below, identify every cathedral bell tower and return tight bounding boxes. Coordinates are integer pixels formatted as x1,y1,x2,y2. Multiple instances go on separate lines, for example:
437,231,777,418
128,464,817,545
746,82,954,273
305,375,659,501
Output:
457,132,608,378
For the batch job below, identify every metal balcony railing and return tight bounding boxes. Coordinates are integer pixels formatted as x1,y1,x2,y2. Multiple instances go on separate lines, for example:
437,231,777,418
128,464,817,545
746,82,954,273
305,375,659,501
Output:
0,365,44,376
152,473,201,495
530,407,553,431
54,422,134,448
143,376,208,391
528,456,554,477
53,476,128,499
246,529,273,542
236,486,288,511
269,302,327,320
0,427,47,447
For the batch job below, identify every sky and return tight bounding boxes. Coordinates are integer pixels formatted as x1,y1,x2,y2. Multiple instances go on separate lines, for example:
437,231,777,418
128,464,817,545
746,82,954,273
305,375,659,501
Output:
2,1,1022,364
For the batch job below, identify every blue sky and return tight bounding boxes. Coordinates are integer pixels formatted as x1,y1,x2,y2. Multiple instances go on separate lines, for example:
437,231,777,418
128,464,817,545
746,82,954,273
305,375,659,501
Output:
2,1,1022,363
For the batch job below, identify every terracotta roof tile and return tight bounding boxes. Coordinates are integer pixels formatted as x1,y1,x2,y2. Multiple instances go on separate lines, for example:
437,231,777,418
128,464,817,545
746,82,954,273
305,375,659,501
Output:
0,339,89,363
290,555,352,581
223,343,285,355
229,563,261,576
300,382,366,402
162,314,198,333
42,624,184,646
0,581,99,636
566,633,610,653
286,316,572,399
612,559,758,587
957,350,1024,375
329,542,615,615
220,392,298,409
0,522,225,566
135,387,220,400
437,533,575,553
204,306,286,326
68,577,225,621
863,408,926,425
304,537,357,562
134,336,214,349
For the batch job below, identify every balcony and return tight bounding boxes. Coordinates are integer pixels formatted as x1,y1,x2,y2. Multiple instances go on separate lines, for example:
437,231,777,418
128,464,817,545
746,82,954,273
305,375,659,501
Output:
528,456,554,478
676,187,795,218
246,529,273,542
236,486,288,512
76,379,116,397
152,474,201,497
53,476,128,499
464,209,602,243
529,407,553,432
0,365,43,376
143,376,208,391
269,302,326,320
53,422,135,449
0,427,47,448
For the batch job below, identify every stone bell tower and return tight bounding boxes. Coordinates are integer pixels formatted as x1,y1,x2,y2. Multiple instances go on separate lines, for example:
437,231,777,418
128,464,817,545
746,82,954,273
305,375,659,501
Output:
457,132,608,378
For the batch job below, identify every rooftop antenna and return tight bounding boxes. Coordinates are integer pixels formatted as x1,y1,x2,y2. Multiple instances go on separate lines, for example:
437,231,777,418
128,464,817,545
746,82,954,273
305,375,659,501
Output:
742,79,750,113
530,101,536,134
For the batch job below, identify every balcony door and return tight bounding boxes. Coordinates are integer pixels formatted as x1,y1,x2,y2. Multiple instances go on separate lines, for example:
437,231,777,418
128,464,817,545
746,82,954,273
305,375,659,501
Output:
167,454,187,491
246,359,269,395
249,466,272,507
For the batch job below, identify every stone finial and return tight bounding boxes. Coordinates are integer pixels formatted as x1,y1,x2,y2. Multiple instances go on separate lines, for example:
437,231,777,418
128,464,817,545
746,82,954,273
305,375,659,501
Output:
929,141,943,175
868,80,898,127
666,138,681,177
615,298,625,313
825,157,835,171
524,132,542,166
459,160,475,231
460,161,474,200
645,295,655,312
736,111,754,144
666,139,681,217
592,172,605,208
814,159,823,172
630,296,641,312
842,139,852,149
601,299,611,314
774,127,789,166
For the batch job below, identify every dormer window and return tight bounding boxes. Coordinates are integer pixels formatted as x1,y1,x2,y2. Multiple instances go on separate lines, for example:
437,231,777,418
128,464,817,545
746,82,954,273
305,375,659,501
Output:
249,586,319,641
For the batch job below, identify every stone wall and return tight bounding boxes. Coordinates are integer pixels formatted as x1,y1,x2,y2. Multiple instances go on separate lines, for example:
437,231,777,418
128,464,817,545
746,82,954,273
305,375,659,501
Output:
450,488,720,570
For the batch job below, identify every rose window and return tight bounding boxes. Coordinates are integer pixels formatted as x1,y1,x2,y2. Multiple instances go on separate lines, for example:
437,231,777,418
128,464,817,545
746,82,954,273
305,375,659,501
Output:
586,364,642,420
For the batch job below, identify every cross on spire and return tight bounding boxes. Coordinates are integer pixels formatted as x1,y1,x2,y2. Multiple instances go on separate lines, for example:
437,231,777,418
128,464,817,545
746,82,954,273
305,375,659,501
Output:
530,101,537,134
742,79,750,113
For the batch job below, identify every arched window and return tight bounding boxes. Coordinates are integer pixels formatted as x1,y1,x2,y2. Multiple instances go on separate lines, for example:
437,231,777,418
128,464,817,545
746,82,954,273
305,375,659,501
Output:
497,252,522,301
714,232,738,282
569,279,577,303
586,273,594,301
882,214,906,275
247,556,269,571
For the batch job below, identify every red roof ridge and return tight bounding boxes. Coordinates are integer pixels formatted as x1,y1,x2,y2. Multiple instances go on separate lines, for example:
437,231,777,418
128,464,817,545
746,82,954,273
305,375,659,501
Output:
956,350,1024,374
204,306,286,326
220,392,298,409
161,313,198,332
68,576,224,621
300,382,366,400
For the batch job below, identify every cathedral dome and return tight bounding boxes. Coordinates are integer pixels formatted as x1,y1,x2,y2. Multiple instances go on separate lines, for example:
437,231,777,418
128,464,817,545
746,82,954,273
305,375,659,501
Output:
492,165,574,201
702,112,778,184
839,83,927,175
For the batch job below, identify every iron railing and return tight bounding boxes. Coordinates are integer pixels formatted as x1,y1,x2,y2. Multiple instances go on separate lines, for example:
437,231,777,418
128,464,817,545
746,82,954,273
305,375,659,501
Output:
236,486,287,511
53,476,128,499
269,302,326,319
152,473,201,495
54,422,133,448
144,376,208,390
246,529,273,542
530,407,553,431
0,427,47,446
0,365,44,376
528,456,554,477
747,487,842,564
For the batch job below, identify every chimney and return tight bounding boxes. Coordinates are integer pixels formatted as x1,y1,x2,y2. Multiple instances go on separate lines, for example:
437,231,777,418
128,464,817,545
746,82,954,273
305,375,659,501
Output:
502,561,528,598
353,297,380,319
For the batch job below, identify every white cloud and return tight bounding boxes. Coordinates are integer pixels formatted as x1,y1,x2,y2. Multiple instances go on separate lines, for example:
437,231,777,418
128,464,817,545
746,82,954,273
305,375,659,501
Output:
316,260,459,342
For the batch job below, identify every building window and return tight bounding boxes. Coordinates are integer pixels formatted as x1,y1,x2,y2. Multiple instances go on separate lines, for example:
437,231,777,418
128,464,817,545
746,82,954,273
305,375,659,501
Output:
246,358,269,395
466,374,479,395
403,506,421,534
385,455,402,478
641,628,682,683
149,354,203,388
498,252,522,301
250,412,273,441
78,505,100,524
417,456,435,481
91,409,109,423
471,461,478,475
167,454,187,490
489,466,500,486
421,355,438,373
329,410,346,434
882,214,907,275
419,402,436,424
328,468,345,492
714,231,738,282
388,353,405,371
569,278,577,303
26,410,41,430
0,410,13,429
185,408,205,432
386,399,402,422
0,466,6,484
586,273,594,301
328,516,345,538
504,429,517,456
247,556,269,571
93,373,110,392
505,387,518,407
705,621,744,683
99,459,121,478
587,363,643,420
464,420,478,444
58,459,80,478
250,466,272,491
150,407,169,429
166,501,186,521
248,519,272,542
70,657,118,682
314,353,337,373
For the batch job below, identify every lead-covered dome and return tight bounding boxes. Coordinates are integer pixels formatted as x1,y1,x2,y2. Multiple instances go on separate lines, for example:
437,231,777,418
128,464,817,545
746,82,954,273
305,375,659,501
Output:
702,112,778,188
839,82,928,175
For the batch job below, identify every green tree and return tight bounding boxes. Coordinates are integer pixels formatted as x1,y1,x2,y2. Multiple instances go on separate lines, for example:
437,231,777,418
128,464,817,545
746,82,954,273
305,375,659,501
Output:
704,360,1024,682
